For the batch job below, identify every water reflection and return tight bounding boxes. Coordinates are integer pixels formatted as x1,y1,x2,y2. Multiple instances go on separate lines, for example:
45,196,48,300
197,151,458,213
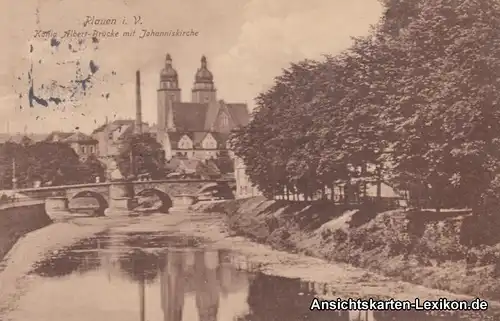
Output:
24,232,482,321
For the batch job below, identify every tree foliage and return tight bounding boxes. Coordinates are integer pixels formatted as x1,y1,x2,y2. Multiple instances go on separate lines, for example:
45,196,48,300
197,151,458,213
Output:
79,154,106,183
0,141,101,188
115,133,166,179
232,0,500,212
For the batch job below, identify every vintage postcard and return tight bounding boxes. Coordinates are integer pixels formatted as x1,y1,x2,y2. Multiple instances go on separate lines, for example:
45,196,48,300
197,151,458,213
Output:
0,0,499,320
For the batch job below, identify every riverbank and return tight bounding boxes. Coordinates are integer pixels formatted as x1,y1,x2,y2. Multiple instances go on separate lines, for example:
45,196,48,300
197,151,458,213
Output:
3,207,500,320
192,197,500,301
0,202,51,262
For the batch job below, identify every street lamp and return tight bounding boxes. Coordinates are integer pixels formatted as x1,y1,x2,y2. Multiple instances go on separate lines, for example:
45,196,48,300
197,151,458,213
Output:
11,157,17,189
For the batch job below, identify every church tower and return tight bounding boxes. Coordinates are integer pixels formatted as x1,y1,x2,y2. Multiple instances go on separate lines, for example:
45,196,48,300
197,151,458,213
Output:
158,54,181,101
157,53,180,134
192,55,217,103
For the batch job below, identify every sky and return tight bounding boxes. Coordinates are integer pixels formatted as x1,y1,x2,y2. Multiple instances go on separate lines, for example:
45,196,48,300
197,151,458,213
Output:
0,0,383,134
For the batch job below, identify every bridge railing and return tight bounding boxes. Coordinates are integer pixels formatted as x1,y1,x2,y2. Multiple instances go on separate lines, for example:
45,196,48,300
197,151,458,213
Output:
0,199,45,210
10,182,112,194
7,178,235,194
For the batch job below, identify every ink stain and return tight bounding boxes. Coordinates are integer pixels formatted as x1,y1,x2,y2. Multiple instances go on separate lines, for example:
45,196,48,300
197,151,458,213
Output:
20,36,114,109
28,86,49,107
89,60,99,74
50,38,60,48
48,97,63,105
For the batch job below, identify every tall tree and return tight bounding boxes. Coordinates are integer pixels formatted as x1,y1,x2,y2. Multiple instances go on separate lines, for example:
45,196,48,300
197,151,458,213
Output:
26,142,83,186
79,154,106,183
375,0,500,210
116,133,166,179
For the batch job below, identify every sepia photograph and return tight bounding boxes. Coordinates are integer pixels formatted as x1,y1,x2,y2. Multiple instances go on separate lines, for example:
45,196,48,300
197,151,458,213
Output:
1,0,500,320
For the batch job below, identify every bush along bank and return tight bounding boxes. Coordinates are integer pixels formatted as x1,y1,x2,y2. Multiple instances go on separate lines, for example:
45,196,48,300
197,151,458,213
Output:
192,197,500,301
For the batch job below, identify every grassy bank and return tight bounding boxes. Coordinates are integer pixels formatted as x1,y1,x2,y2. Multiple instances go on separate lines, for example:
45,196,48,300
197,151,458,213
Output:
192,198,500,300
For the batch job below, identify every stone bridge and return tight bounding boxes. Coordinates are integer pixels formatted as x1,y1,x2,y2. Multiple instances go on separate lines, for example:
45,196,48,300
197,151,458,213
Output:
13,179,234,216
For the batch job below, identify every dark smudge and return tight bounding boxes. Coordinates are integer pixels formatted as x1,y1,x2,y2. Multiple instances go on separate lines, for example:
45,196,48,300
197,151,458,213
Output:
89,60,99,74
50,38,60,48
48,97,63,105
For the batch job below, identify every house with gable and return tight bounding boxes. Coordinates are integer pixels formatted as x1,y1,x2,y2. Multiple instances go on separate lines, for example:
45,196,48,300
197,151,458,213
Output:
45,131,98,160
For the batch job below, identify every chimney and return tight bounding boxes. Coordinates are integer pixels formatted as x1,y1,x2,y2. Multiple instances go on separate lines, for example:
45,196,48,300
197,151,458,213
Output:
135,70,143,134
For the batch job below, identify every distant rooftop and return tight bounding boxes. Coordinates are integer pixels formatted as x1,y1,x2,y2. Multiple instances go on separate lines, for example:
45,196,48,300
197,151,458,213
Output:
0,133,47,144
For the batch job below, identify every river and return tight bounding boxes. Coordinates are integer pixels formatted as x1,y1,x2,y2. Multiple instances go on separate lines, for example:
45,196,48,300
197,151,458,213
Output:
0,206,498,321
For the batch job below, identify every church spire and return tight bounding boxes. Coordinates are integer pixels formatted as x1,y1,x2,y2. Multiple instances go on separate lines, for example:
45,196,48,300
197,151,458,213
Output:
159,53,179,88
158,53,181,102
194,55,213,84
192,55,216,103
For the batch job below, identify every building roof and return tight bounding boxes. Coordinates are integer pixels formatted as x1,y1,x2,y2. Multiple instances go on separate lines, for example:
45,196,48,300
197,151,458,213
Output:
0,133,46,144
45,131,74,142
91,119,150,140
63,131,97,143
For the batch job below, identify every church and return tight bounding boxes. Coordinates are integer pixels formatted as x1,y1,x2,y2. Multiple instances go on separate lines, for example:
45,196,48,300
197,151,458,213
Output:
156,54,250,160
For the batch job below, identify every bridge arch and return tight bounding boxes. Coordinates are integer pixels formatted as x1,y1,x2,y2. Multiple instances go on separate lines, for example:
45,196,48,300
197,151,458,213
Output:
70,190,108,216
136,188,173,213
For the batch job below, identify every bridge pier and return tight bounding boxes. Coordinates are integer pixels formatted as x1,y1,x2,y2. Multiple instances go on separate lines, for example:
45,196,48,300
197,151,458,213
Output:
172,194,198,209
104,181,138,216
45,196,69,211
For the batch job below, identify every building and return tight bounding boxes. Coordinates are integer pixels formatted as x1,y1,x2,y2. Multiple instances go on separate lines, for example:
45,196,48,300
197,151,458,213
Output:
0,133,46,145
91,119,149,161
165,157,221,179
45,131,98,160
234,156,262,198
156,54,250,161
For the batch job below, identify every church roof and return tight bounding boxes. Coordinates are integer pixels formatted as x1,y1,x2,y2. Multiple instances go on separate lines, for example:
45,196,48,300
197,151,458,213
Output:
211,132,231,146
168,101,249,132
171,103,208,131
226,103,250,127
